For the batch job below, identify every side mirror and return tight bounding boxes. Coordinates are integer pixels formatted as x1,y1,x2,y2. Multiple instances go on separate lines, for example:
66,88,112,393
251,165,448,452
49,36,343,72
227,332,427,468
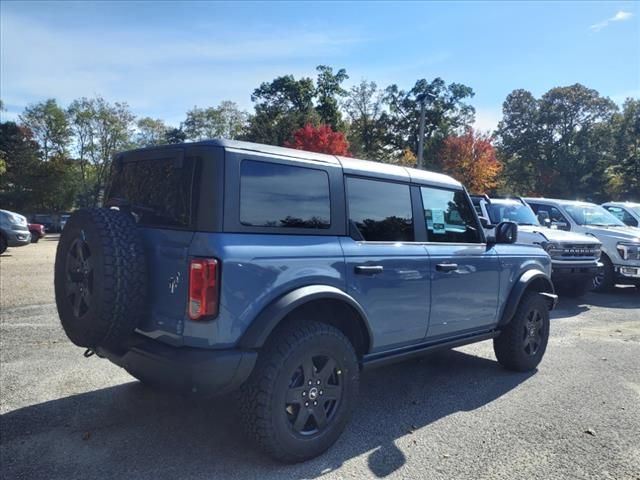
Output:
495,221,518,244
552,221,570,231
537,212,551,227
478,216,495,229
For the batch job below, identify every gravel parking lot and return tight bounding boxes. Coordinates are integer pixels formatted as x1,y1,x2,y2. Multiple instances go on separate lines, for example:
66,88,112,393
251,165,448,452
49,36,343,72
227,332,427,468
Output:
1,238,639,480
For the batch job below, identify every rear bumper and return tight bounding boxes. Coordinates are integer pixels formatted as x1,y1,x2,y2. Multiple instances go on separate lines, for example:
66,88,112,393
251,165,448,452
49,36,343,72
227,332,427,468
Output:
97,334,257,396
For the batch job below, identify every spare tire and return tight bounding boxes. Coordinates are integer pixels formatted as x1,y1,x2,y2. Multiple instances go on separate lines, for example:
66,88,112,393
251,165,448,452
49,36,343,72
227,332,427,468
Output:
54,208,147,349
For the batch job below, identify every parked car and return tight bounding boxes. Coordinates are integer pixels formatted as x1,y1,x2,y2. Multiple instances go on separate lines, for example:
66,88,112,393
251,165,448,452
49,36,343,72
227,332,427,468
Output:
0,209,31,254
55,140,557,462
28,223,46,243
471,196,601,297
601,202,640,228
30,214,56,233
525,198,640,291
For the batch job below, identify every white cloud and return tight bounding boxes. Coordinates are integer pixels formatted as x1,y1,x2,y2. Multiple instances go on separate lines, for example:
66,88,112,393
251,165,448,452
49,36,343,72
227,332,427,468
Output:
589,10,634,32
0,12,363,125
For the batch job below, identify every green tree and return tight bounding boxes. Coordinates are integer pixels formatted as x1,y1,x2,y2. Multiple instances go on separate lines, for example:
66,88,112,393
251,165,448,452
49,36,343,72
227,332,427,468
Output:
136,117,169,146
65,96,135,206
244,74,318,146
383,78,475,167
609,98,640,198
344,80,385,159
537,84,617,198
495,89,543,194
19,99,70,161
164,127,186,144
0,122,78,212
183,101,248,141
496,84,619,200
315,65,349,130
0,122,41,210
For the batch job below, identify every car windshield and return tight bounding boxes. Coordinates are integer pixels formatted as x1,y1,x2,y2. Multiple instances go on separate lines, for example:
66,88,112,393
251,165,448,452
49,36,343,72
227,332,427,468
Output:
564,204,625,226
486,201,539,226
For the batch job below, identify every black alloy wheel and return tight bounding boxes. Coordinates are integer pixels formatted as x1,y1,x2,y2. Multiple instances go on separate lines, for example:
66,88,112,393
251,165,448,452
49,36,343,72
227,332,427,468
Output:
65,237,94,318
285,354,343,435
522,308,543,356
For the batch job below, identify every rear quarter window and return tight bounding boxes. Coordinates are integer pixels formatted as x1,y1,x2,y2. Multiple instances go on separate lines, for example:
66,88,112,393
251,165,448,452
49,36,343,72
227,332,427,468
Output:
107,155,198,228
239,160,331,229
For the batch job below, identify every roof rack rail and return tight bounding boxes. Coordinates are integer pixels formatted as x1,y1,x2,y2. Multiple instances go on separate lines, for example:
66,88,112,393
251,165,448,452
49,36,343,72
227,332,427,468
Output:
489,195,527,205
470,194,491,204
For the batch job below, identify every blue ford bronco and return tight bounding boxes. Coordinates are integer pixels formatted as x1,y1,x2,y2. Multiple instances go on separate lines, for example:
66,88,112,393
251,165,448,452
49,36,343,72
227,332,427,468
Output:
55,140,557,462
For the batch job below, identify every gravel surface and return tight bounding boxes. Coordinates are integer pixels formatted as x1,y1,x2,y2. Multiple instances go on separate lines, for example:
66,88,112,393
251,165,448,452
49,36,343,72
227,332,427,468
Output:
1,239,639,479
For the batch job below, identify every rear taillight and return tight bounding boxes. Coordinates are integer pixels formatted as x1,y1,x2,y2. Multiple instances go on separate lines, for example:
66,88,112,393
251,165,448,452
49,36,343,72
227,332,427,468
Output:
188,258,219,320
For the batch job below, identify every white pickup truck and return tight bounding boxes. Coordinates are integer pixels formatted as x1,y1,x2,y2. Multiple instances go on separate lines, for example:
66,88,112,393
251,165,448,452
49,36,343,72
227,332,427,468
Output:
525,198,640,292
472,196,602,297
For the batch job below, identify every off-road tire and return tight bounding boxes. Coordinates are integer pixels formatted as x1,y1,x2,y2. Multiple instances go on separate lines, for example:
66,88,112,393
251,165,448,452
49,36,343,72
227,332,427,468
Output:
54,208,147,349
494,291,550,372
237,320,359,463
592,254,615,293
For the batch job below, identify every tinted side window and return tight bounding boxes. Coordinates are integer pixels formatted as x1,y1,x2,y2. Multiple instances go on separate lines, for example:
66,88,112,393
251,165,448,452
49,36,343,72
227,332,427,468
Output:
530,204,568,224
240,160,330,229
108,156,197,228
347,177,413,241
605,207,638,226
421,187,481,243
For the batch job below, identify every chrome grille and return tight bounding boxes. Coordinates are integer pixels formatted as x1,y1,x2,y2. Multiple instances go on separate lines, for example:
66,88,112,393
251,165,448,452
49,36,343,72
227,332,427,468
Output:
558,244,601,258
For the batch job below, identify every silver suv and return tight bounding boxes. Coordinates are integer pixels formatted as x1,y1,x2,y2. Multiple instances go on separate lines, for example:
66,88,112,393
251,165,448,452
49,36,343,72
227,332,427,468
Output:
472,196,601,297
525,198,640,292
0,209,31,254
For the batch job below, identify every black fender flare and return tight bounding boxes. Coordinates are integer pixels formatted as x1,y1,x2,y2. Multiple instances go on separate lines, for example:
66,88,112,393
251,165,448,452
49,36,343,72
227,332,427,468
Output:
238,285,372,351
498,270,557,327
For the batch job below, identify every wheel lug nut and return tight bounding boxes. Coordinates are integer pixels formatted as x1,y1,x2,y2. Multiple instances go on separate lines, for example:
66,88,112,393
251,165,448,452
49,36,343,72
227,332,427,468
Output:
302,391,306,396
313,401,318,406
308,380,312,385
319,390,323,395
305,402,309,407
316,380,321,385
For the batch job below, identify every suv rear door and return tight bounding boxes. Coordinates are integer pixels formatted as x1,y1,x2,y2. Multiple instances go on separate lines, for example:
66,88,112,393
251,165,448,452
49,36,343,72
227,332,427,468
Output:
420,186,501,339
106,146,210,346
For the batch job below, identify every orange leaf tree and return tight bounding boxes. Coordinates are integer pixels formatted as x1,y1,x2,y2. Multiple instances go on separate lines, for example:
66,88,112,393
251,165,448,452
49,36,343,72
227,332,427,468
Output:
440,128,502,193
284,124,350,156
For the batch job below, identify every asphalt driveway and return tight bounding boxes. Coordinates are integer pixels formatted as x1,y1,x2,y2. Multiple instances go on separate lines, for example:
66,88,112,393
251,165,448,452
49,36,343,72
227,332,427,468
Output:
1,239,639,479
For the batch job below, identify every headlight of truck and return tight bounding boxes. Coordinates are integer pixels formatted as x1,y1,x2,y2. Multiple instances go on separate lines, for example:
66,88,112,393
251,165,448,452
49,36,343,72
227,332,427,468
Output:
541,242,563,257
617,241,640,260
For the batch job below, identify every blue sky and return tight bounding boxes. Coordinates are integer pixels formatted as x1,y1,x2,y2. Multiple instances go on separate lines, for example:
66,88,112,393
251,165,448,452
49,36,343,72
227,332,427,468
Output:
1,1,638,131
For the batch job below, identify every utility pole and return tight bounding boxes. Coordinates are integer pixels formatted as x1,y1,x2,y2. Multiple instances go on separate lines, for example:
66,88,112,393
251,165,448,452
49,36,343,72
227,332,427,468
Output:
417,92,435,170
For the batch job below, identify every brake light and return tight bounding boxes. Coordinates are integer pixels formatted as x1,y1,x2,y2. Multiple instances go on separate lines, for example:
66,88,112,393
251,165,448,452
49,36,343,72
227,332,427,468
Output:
188,258,219,320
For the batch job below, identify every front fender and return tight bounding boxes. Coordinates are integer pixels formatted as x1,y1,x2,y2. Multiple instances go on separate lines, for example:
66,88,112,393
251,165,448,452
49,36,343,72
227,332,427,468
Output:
238,285,371,349
498,270,556,327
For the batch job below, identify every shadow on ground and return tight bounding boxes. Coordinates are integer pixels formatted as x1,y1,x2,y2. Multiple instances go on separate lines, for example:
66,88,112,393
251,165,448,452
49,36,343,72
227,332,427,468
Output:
0,350,533,479
552,285,639,319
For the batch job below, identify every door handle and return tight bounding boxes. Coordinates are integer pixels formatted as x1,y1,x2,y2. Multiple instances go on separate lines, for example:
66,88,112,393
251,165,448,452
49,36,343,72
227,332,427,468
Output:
436,263,458,272
354,265,384,275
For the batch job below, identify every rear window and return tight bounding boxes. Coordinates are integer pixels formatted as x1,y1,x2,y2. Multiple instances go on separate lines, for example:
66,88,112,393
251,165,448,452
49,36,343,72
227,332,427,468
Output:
107,156,197,228
240,160,331,229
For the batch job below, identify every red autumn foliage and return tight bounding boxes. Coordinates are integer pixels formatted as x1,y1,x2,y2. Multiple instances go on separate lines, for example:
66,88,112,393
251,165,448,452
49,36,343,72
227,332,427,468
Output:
285,124,351,156
440,128,502,193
